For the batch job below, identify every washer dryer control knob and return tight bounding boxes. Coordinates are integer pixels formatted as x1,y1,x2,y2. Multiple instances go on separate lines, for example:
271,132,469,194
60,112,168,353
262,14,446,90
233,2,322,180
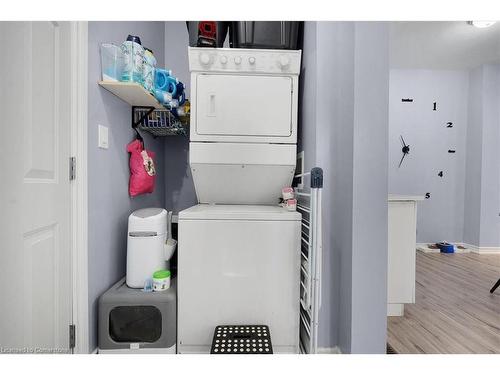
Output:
220,55,228,64
278,54,290,69
200,53,211,65
234,56,242,65
248,56,256,65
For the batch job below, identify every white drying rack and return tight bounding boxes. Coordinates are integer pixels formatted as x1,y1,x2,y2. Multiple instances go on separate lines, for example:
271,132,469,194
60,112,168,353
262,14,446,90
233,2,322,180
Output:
296,167,323,354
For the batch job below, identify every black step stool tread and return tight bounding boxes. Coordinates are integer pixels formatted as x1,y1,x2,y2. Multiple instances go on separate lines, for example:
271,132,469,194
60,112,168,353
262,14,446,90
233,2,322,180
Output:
210,325,273,354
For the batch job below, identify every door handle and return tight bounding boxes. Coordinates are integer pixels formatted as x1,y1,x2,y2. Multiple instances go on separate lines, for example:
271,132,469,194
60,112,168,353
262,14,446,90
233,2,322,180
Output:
208,93,216,117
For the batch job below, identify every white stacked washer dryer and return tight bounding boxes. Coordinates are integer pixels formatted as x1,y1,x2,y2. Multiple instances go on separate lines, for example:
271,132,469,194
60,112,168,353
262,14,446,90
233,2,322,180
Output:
178,47,302,353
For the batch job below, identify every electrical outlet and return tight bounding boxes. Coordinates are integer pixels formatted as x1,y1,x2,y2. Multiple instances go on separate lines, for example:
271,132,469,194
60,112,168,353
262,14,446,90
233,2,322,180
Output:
98,124,109,149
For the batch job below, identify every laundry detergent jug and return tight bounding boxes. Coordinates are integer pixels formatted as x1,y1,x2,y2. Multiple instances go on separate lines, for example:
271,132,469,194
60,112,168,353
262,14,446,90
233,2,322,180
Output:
121,35,145,84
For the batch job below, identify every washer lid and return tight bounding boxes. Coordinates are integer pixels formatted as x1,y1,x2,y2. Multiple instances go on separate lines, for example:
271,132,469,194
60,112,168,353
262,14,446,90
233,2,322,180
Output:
179,204,301,221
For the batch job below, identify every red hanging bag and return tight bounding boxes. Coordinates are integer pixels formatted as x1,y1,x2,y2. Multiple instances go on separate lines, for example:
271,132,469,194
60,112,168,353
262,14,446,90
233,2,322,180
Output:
126,139,156,197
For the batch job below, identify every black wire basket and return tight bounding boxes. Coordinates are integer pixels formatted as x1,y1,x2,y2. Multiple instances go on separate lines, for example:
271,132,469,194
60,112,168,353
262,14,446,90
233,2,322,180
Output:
133,107,188,137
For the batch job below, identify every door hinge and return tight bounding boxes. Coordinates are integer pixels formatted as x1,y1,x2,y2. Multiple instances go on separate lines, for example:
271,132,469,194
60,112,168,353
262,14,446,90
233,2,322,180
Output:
69,324,76,349
69,157,76,180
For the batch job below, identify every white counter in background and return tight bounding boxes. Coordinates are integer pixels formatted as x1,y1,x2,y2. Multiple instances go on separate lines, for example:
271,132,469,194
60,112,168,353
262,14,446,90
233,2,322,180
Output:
387,195,424,316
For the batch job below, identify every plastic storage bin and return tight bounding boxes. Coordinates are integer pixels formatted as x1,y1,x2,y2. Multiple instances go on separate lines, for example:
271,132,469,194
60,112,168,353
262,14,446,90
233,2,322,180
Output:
230,21,301,50
100,43,125,81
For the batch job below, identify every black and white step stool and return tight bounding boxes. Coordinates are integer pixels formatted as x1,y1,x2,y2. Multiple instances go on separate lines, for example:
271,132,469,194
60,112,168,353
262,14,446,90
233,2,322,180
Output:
210,325,273,354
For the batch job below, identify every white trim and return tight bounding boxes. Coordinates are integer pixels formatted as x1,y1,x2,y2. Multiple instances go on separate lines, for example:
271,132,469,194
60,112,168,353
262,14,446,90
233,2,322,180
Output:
416,242,500,254
416,243,472,254
98,345,176,354
317,346,342,354
462,243,500,254
387,303,405,316
416,243,440,253
70,21,89,354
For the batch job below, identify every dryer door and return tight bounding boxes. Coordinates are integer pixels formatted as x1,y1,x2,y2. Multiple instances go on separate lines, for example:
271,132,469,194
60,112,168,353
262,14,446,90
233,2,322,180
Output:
195,74,293,138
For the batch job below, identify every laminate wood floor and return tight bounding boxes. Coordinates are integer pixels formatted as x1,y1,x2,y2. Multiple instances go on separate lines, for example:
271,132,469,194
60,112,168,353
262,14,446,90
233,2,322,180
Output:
387,252,500,353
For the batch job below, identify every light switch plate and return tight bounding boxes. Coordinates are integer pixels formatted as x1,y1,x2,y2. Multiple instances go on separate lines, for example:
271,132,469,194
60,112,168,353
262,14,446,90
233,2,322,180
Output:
98,124,109,149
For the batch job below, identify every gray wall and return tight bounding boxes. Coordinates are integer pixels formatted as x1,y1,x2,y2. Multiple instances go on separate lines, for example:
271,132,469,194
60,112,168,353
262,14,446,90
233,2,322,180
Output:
388,70,469,244
298,21,345,350
464,64,500,247
463,66,484,246
297,22,317,173
388,66,499,248
328,22,356,353
298,21,350,351
317,21,355,353
164,21,197,213
298,21,389,353
478,65,500,247
87,21,166,351
350,22,389,354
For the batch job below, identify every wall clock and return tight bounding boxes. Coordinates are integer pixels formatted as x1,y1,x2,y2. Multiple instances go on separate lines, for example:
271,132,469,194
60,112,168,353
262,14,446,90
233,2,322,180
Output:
398,135,410,168
396,99,457,200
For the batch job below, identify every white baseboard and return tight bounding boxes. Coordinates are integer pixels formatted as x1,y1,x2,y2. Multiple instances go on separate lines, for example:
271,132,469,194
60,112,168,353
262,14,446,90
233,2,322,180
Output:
93,345,342,354
98,345,176,354
416,243,440,253
416,243,470,253
317,346,341,354
462,243,500,254
417,243,500,254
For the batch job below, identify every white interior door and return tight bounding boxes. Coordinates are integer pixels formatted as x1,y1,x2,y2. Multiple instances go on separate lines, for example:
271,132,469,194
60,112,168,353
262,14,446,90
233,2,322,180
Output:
195,74,293,137
0,21,73,353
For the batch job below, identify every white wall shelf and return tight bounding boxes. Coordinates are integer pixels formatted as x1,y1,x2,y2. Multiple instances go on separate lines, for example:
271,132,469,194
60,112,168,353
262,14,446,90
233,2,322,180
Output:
98,81,164,109
98,81,188,137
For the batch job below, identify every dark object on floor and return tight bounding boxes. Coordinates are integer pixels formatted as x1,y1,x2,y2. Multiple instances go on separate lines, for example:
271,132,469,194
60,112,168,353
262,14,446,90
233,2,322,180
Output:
210,325,272,354
490,278,500,294
428,244,439,249
457,245,467,250
437,242,454,253
387,343,398,354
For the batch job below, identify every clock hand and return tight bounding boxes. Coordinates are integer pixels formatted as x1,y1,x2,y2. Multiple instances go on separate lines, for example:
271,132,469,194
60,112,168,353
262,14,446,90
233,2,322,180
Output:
398,152,406,168
400,135,407,148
